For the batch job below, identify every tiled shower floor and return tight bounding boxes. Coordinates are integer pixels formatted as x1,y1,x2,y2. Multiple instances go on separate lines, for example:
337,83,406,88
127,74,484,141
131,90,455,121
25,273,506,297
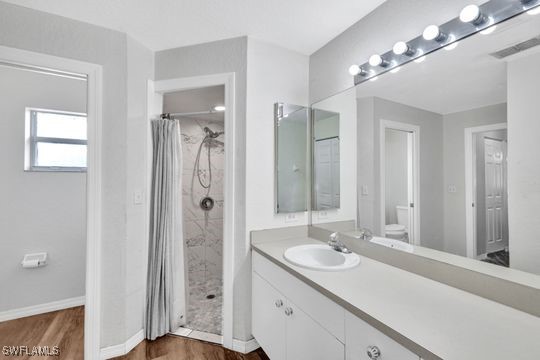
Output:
184,277,223,335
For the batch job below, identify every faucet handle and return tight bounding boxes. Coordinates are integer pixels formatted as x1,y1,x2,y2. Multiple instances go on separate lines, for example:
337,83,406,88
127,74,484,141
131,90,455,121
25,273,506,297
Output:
329,232,340,244
355,228,373,241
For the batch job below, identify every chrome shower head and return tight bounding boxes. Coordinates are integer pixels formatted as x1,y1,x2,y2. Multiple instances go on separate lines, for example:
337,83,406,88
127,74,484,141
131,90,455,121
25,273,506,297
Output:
204,126,224,138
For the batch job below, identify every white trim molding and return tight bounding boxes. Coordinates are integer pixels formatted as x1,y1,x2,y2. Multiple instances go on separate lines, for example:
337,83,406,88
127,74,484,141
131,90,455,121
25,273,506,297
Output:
0,296,85,323
148,73,236,350
100,329,145,359
232,338,260,354
464,122,508,258
0,45,103,360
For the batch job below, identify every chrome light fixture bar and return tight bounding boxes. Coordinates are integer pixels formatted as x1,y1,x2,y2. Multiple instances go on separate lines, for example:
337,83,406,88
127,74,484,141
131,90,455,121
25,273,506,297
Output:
351,0,540,85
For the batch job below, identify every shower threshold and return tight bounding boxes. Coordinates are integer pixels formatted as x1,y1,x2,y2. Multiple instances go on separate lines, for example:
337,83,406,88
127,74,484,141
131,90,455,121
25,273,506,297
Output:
170,327,223,345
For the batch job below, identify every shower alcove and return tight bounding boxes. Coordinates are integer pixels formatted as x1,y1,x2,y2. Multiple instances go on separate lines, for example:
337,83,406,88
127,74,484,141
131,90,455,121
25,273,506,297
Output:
162,85,225,339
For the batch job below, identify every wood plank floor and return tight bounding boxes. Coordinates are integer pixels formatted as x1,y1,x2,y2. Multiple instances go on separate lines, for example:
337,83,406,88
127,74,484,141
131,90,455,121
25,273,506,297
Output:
0,307,269,360
0,306,84,359
114,336,269,360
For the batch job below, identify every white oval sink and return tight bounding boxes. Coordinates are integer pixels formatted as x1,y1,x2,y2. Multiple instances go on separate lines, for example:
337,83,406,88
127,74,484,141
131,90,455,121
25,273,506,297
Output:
283,244,360,271
370,236,414,253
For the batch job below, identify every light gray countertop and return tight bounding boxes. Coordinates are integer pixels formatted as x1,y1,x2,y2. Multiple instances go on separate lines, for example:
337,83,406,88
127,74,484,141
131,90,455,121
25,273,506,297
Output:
252,236,540,360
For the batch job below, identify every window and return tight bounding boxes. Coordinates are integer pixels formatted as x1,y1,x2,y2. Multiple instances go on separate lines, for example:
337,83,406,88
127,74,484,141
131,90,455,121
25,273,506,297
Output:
26,109,87,171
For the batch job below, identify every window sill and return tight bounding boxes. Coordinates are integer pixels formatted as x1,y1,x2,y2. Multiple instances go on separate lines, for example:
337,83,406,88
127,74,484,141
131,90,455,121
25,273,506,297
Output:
25,167,87,173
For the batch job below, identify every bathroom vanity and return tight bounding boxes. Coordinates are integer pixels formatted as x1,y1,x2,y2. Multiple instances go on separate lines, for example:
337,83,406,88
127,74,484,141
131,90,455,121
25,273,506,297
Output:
265,2,540,359
251,230,540,360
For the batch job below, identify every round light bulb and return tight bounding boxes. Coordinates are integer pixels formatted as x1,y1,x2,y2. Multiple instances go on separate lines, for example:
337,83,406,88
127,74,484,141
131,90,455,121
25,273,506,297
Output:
369,54,383,67
213,105,226,112
460,5,481,23
423,25,441,41
349,64,361,76
393,41,409,55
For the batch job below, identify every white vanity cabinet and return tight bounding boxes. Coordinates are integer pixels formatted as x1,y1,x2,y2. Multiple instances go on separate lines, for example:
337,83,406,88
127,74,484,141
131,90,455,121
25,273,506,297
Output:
345,311,418,360
252,252,345,360
252,272,287,360
252,251,421,360
252,272,344,360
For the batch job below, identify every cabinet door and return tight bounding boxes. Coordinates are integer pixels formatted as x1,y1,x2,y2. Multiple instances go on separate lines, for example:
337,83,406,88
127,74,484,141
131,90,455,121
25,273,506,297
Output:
252,272,287,360
286,301,345,360
345,312,418,360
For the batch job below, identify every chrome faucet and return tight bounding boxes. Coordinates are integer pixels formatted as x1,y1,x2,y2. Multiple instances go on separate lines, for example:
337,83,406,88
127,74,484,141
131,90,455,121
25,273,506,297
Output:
328,232,352,254
355,227,373,241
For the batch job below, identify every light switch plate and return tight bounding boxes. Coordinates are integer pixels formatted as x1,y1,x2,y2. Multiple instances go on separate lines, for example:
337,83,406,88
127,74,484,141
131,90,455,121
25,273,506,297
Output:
285,213,298,223
133,190,144,205
361,185,369,196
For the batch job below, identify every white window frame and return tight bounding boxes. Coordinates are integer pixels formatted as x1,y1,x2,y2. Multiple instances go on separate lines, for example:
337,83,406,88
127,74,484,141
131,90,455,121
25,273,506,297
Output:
27,108,88,172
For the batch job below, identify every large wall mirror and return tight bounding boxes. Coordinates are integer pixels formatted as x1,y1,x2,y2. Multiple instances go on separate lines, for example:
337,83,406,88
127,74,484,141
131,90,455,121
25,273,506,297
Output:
310,8,540,277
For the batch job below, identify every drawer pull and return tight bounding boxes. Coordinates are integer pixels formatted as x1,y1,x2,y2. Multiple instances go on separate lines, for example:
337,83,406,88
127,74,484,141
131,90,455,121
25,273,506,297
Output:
275,299,284,308
366,345,381,359
284,307,293,316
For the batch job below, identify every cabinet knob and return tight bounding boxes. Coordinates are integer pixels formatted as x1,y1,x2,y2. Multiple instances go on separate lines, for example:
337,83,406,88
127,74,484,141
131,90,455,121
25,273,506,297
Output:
274,299,284,308
284,307,293,316
366,345,381,359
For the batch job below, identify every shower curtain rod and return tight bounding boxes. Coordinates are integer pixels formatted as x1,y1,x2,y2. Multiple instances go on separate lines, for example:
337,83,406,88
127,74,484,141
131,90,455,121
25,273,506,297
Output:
160,110,221,119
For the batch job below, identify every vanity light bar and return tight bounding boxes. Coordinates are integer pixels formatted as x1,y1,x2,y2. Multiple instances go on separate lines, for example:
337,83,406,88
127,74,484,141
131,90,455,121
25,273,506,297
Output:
351,0,540,85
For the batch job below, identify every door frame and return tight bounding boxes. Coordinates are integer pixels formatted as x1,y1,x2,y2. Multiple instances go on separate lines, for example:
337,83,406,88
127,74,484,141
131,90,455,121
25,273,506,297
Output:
147,73,236,349
379,120,421,246
464,122,507,258
0,46,103,359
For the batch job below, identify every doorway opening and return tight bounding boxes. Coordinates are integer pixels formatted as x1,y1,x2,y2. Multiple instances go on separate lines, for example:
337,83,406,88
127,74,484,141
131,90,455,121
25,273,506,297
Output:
465,124,509,267
163,85,225,343
0,46,102,359
380,120,420,245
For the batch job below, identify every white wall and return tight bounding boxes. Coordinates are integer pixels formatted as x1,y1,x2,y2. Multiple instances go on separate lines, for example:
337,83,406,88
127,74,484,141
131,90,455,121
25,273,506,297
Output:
0,2,154,348
0,66,87,312
154,37,310,341
442,103,507,256
245,37,309,335
154,36,251,340
507,51,540,274
311,87,357,225
246,38,310,228
125,35,154,340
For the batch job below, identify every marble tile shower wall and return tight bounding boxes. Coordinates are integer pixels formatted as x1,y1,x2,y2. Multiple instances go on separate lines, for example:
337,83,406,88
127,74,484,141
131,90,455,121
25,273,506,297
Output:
180,118,224,284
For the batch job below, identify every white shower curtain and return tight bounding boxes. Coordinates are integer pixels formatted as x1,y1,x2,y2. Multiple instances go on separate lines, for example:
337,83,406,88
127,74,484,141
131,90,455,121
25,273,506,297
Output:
145,119,187,340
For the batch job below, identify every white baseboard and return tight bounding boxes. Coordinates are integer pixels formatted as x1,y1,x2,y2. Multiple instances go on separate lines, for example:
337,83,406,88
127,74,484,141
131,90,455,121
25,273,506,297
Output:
100,329,145,360
0,296,85,323
232,338,260,354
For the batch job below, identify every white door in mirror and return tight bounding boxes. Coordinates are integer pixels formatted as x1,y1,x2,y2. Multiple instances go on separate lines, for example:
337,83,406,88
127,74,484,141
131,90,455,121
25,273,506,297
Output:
283,244,360,271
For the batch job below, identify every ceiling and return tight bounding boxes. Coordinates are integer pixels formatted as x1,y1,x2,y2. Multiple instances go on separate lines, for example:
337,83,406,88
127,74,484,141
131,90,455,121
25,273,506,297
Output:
4,0,386,54
163,85,225,122
353,12,540,115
